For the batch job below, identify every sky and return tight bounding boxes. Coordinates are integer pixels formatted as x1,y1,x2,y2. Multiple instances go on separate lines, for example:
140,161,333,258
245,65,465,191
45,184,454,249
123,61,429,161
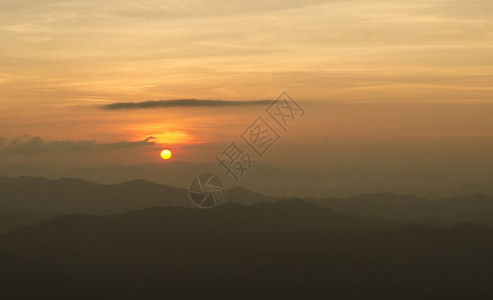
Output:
1,0,493,181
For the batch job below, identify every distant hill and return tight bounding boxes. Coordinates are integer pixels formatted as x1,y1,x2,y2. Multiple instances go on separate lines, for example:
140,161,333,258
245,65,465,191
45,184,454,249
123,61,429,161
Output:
317,192,493,225
0,176,286,216
0,176,192,214
4,162,493,199
0,204,492,298
317,193,433,221
0,162,332,198
3,176,493,228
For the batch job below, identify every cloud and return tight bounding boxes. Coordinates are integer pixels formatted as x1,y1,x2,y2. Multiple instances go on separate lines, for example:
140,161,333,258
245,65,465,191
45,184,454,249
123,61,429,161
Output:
101,99,273,110
0,136,156,155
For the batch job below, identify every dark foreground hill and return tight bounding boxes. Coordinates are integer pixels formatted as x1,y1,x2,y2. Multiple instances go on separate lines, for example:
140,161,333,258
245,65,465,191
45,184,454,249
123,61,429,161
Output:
0,202,492,299
0,209,59,233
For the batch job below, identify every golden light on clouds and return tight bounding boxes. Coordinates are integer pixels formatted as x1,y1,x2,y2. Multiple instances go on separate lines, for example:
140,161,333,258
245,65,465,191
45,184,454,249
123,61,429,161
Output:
131,123,192,146
152,132,190,145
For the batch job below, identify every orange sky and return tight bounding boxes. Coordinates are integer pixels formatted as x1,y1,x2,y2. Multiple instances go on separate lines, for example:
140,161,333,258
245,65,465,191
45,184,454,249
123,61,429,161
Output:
1,0,493,170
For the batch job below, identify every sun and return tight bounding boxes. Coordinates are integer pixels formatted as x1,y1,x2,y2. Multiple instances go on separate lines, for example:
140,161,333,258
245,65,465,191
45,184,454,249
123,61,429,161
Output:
160,149,172,160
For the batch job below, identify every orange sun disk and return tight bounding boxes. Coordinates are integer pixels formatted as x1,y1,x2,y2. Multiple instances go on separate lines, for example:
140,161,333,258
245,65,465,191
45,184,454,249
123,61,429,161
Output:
160,149,172,160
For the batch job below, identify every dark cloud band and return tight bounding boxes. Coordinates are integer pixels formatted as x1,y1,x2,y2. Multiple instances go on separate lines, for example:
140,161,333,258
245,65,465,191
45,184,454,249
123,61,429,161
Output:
101,99,273,110
0,136,156,155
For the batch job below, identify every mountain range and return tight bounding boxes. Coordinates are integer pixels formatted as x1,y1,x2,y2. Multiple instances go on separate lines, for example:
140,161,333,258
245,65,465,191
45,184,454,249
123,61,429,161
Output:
3,162,493,199
2,176,493,231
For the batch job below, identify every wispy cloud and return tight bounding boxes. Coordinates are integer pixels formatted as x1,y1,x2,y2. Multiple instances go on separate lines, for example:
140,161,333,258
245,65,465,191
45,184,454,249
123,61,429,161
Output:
0,136,156,155
101,99,273,110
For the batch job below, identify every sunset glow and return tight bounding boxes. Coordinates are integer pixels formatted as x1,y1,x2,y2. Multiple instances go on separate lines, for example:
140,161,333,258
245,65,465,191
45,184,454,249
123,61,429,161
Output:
2,1,493,297
0,0,492,178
